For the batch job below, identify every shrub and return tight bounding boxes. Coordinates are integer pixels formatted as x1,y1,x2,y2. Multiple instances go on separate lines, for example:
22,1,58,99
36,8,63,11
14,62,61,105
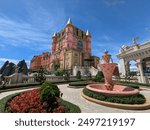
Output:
116,82,139,89
94,71,104,82
83,88,146,104
64,71,70,81
40,82,60,111
35,68,46,84
76,71,81,80
69,81,88,86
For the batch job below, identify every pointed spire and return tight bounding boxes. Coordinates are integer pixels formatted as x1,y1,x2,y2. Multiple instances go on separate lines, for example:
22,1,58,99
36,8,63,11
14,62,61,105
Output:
52,32,57,37
86,30,91,36
66,18,72,25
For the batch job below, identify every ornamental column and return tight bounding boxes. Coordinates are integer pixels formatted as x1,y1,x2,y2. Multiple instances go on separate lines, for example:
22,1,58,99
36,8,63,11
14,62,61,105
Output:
119,58,126,77
136,59,146,83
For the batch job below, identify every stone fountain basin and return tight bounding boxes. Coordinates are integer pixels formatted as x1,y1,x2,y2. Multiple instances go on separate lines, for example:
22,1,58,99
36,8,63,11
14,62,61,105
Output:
86,84,139,96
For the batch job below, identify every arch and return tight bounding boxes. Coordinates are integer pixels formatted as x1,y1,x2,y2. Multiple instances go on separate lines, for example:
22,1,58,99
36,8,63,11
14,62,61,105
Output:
128,60,138,77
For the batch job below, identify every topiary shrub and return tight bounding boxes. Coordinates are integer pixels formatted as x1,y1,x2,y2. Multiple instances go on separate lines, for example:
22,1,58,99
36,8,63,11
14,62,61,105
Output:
64,71,70,81
76,71,81,80
40,82,60,103
35,68,46,84
40,82,61,111
94,71,104,82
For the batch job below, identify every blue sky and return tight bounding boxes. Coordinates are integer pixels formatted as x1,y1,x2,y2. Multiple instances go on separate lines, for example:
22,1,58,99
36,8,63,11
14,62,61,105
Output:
0,0,150,68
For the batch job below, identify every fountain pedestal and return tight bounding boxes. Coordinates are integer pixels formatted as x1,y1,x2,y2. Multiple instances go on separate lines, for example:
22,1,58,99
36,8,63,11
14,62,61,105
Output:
99,63,117,90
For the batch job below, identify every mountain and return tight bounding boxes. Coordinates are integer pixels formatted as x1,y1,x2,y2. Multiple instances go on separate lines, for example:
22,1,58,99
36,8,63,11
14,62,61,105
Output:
17,60,28,75
0,60,28,76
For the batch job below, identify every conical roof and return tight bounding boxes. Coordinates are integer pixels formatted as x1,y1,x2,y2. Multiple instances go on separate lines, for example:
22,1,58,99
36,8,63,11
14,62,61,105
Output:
52,32,57,37
66,18,73,25
86,30,91,36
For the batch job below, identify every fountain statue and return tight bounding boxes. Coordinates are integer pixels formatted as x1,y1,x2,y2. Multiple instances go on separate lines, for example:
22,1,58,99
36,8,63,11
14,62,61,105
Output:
86,51,139,96
99,50,117,90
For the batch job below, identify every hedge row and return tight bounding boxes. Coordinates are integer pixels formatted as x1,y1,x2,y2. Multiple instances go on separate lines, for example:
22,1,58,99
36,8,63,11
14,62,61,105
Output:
0,82,41,90
118,81,150,87
83,88,146,104
69,81,88,86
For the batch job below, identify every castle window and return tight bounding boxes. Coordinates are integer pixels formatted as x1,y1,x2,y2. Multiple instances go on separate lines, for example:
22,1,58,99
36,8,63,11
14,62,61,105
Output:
76,29,78,36
78,40,83,50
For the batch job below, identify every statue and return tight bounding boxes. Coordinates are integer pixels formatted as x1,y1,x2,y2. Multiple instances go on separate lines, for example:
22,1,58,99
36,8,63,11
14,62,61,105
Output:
132,37,138,44
102,50,112,63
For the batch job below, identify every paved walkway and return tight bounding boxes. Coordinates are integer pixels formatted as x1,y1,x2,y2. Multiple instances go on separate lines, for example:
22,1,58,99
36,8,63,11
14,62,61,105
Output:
0,84,150,113
58,84,150,113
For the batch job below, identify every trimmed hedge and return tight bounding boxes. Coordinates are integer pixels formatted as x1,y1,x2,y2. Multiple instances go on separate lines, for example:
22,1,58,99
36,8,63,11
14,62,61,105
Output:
69,81,88,86
116,83,139,89
0,92,81,113
118,81,150,87
59,99,81,113
0,82,41,90
83,88,146,104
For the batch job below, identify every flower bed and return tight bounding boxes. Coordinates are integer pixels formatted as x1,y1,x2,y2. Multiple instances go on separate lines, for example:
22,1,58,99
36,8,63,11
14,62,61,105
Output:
6,89,65,113
2,81,81,113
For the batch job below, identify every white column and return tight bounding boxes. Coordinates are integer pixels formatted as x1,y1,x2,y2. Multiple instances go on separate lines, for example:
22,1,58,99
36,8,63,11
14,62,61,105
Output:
119,58,126,77
136,59,146,83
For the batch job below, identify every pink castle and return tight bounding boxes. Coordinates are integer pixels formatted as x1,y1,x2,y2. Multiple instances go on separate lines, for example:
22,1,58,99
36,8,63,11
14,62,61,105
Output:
30,18,99,73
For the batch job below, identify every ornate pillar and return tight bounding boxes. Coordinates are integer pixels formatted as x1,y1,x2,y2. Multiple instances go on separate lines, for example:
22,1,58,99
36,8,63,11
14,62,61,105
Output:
136,59,146,83
119,58,126,77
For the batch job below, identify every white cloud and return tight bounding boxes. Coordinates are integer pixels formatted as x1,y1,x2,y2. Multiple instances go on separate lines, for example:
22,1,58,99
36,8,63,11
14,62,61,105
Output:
104,0,126,6
0,1,66,51
0,15,51,50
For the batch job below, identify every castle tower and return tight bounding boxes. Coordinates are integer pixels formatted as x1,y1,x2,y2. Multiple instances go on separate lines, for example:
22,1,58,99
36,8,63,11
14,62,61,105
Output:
86,30,91,53
65,18,74,48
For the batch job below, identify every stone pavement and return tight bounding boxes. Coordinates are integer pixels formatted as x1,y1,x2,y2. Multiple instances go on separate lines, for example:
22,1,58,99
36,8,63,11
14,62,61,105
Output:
0,84,150,113
58,84,150,113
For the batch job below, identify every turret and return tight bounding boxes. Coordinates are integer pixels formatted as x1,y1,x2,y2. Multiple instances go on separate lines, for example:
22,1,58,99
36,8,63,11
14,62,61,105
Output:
86,30,91,53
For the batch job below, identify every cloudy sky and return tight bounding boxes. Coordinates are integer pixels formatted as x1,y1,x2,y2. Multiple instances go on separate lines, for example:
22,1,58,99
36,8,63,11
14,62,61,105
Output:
0,0,150,68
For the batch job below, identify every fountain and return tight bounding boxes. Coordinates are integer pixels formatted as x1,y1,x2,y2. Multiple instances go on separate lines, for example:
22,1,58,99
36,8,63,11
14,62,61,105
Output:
86,51,139,96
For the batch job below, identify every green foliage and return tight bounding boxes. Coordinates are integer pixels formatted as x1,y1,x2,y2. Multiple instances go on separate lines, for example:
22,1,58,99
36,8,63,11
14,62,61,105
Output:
0,82,41,90
55,70,65,76
54,63,60,71
118,80,150,87
40,81,60,104
64,71,70,81
76,71,81,80
83,88,146,104
124,84,139,89
69,81,88,86
0,93,19,112
94,71,104,82
0,92,81,113
35,68,46,84
59,99,81,113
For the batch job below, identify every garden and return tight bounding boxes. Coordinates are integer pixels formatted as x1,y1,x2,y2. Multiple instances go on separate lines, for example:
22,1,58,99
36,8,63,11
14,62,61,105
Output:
0,81,81,113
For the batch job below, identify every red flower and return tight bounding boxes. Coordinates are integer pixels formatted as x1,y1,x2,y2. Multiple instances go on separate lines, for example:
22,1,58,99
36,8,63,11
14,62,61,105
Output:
6,89,65,113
